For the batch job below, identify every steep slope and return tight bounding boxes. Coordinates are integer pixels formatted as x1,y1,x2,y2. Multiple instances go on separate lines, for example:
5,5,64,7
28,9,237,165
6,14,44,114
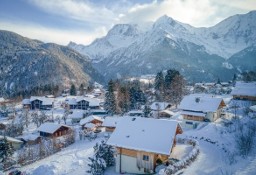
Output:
68,24,141,62
0,30,103,96
228,45,256,72
69,11,256,82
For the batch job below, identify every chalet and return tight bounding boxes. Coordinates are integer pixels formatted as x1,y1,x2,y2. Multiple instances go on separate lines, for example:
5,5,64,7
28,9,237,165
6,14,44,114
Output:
37,123,72,138
65,96,101,110
231,82,256,101
178,94,226,129
107,117,183,174
17,133,41,145
102,117,122,133
70,110,85,124
29,96,54,110
79,115,104,129
0,135,23,150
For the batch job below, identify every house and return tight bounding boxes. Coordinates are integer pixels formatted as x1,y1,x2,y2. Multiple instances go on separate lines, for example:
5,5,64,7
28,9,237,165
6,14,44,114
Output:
107,117,183,174
102,117,122,133
178,94,226,128
65,96,101,110
37,123,72,138
17,133,41,145
69,110,85,124
0,135,23,150
79,115,104,129
231,82,256,101
29,96,54,110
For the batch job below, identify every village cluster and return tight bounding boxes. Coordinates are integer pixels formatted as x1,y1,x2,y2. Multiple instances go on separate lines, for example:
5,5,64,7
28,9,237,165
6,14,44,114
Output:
0,80,256,175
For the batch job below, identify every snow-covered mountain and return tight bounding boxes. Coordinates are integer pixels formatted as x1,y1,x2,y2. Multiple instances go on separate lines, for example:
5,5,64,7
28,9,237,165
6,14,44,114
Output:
69,11,256,81
0,30,103,96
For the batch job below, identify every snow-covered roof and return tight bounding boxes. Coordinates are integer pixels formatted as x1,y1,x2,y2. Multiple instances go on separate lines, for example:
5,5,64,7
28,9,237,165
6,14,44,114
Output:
22,99,31,105
102,117,122,127
150,102,170,111
37,123,70,134
231,82,256,97
17,133,40,141
107,117,182,155
84,123,96,129
160,110,175,116
0,135,23,143
65,96,101,107
30,96,54,105
66,98,77,105
70,110,84,119
79,115,104,126
178,94,224,112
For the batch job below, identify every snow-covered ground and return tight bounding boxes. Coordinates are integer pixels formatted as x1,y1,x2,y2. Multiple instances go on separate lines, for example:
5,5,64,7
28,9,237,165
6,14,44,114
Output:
20,133,106,175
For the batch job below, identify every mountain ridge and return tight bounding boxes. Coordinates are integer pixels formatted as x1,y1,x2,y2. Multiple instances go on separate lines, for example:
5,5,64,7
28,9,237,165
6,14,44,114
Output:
68,11,256,81
0,30,103,97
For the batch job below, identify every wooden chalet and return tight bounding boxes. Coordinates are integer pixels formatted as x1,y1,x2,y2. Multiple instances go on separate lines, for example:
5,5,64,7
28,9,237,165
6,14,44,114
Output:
107,117,183,174
179,94,226,128
29,96,54,110
37,123,72,138
79,115,103,129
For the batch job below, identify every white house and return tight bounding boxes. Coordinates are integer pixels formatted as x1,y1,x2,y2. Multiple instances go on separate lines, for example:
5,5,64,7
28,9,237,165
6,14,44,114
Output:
178,94,226,128
107,117,183,174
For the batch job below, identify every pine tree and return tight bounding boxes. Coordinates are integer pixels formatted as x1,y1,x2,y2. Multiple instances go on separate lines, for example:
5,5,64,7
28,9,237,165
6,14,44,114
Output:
79,83,85,95
70,84,77,95
154,71,165,101
0,135,14,164
87,141,114,175
104,80,116,115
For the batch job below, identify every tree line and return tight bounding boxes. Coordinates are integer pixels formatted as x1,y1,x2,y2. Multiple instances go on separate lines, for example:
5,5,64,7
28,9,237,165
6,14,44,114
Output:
105,69,187,115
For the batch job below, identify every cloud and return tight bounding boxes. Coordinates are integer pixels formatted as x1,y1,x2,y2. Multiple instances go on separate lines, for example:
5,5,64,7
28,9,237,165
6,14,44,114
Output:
0,20,107,45
1,0,254,46
28,0,117,26
119,0,255,27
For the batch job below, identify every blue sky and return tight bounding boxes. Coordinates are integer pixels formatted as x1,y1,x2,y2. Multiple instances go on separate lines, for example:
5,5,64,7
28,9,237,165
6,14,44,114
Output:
0,0,255,45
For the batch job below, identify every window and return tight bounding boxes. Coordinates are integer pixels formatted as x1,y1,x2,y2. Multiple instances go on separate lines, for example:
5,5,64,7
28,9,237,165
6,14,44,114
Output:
143,155,149,161
186,121,193,125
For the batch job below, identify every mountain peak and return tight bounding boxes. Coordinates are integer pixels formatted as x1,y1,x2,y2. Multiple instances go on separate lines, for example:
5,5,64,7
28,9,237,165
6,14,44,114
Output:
107,24,139,37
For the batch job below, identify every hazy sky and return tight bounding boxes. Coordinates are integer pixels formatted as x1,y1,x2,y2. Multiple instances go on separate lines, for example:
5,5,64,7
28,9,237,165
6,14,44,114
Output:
0,0,255,45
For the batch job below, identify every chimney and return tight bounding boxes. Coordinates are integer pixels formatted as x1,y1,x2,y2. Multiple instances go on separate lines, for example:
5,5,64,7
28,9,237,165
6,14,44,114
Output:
195,97,200,103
